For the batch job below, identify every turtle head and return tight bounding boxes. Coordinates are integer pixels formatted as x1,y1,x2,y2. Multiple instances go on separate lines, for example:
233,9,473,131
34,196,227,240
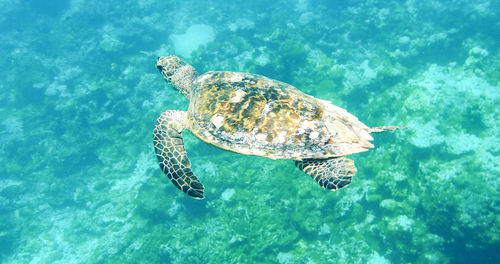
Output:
156,55,198,100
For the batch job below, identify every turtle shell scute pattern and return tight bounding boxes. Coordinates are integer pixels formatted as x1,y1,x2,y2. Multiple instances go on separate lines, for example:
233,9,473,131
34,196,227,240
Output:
187,72,369,160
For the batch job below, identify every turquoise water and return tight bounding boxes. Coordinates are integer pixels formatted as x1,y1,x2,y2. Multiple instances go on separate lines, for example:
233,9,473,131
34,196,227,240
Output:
1,0,499,263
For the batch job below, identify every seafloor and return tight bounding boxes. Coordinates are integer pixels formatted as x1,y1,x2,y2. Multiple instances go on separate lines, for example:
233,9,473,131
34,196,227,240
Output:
0,0,499,263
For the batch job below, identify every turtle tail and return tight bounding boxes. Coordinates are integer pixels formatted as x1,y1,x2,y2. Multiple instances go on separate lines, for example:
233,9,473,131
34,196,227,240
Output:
370,125,407,133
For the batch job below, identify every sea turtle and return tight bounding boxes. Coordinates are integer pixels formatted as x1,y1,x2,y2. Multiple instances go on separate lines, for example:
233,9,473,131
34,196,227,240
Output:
154,55,404,199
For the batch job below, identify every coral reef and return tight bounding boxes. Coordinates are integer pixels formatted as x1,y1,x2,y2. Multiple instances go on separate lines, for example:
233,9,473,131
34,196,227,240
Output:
0,0,498,263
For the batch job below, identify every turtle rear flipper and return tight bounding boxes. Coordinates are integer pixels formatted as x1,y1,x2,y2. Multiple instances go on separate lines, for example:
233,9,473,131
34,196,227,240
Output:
295,157,357,191
154,110,204,199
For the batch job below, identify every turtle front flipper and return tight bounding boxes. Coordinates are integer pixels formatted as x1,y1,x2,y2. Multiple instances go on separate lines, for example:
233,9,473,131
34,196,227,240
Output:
295,157,357,191
153,110,204,199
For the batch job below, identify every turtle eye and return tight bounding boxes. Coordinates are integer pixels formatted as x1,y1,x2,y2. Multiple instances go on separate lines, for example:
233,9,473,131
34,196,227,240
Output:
157,65,163,71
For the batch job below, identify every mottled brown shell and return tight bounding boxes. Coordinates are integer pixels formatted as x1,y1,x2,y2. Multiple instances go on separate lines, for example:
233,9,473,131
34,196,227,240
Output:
186,71,375,160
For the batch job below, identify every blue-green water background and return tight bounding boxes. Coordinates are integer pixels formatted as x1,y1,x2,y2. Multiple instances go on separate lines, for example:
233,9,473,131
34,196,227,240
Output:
1,0,499,263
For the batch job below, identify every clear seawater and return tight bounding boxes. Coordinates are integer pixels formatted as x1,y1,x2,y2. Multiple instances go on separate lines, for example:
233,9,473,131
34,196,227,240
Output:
1,0,499,263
